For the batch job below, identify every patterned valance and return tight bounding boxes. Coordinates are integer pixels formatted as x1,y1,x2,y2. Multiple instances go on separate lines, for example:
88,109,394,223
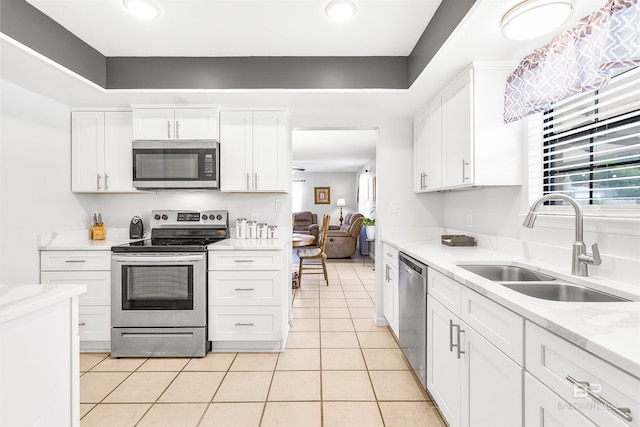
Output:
504,0,640,123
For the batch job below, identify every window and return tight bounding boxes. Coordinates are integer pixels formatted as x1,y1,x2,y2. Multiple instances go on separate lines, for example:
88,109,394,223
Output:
538,67,640,211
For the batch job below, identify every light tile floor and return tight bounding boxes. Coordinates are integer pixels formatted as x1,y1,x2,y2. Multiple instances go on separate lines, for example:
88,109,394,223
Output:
79,259,446,427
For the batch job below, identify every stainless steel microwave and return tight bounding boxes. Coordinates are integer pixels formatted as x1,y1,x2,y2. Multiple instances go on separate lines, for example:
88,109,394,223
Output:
132,140,219,190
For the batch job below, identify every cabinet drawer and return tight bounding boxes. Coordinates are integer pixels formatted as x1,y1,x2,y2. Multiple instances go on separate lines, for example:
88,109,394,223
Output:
382,243,398,264
208,306,282,341
78,306,110,342
41,271,111,306
40,251,111,271
208,251,282,270
526,321,638,427
209,271,281,305
428,267,461,316
461,287,523,365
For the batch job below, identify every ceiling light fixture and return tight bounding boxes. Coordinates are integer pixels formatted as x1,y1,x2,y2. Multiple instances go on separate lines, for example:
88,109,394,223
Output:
501,0,574,40
325,0,357,23
123,0,161,20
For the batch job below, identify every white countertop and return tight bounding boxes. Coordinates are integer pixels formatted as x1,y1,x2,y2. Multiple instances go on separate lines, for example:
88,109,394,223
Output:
38,228,142,251
383,236,640,379
0,284,86,323
208,237,290,250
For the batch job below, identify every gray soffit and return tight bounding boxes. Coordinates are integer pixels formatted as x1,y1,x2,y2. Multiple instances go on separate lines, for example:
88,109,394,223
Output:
0,0,476,90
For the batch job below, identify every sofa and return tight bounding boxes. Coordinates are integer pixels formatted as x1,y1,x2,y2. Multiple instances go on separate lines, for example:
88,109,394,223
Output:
325,212,364,258
292,211,319,241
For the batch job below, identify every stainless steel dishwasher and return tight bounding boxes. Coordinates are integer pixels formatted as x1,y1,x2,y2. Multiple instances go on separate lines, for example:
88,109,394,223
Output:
398,252,427,389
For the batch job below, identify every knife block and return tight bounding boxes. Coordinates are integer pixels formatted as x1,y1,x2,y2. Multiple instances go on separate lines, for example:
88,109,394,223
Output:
90,224,106,240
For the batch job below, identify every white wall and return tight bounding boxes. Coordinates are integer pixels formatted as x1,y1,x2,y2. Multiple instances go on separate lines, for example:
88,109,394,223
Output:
0,80,293,284
292,171,357,227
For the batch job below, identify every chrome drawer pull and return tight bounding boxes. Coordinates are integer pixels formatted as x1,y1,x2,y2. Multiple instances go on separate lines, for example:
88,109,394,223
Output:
234,260,254,263
65,260,86,263
78,322,86,326
566,375,633,422
456,326,465,359
234,288,255,291
234,322,255,327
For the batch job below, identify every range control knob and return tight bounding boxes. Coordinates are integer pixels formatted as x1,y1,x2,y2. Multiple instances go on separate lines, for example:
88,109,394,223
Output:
216,214,223,220
161,214,168,220
202,215,208,220
154,214,160,220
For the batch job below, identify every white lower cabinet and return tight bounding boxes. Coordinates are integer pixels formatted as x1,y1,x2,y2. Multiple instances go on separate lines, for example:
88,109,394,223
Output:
382,243,399,336
427,268,524,427
208,248,289,351
40,250,111,351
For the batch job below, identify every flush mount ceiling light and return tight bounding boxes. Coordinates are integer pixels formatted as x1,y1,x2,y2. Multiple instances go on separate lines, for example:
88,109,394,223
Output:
325,0,357,22
123,0,161,19
501,0,574,40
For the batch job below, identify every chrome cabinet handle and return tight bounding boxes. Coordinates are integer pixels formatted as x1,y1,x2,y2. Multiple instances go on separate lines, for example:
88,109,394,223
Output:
96,173,101,191
449,319,456,352
462,159,470,182
234,288,255,291
176,120,180,139
234,259,254,263
65,260,86,263
456,325,465,359
246,173,250,190
254,173,258,190
385,264,390,282
566,376,632,422
78,322,86,326
234,322,255,327
105,173,109,190
167,120,172,139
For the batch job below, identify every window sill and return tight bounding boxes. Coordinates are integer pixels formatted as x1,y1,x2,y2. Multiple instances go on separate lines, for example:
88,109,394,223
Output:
517,213,640,237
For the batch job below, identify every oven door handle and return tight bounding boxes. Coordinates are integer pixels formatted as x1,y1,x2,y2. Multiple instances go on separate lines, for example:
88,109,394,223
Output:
112,254,205,263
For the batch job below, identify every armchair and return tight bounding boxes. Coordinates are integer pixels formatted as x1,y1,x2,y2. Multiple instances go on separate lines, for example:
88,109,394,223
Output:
325,212,364,258
292,211,319,241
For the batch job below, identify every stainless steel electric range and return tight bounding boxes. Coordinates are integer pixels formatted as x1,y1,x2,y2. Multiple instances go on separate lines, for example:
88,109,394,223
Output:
110,209,228,357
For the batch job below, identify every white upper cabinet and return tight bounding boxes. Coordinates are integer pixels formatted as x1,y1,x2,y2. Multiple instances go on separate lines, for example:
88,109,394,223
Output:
219,110,290,193
72,111,137,193
132,108,219,141
413,62,521,192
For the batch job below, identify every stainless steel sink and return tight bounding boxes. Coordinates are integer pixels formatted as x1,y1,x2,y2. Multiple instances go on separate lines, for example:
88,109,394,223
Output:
502,282,629,302
458,265,556,282
457,264,631,302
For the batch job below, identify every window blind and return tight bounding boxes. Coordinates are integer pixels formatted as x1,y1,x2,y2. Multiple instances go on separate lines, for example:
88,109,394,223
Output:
542,66,640,207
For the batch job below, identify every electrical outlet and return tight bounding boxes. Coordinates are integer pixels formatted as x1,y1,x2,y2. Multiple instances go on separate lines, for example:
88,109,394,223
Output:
389,201,398,213
466,214,473,229
275,199,283,212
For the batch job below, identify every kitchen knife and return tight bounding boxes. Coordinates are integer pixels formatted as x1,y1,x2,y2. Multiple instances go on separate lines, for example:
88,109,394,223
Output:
97,213,103,225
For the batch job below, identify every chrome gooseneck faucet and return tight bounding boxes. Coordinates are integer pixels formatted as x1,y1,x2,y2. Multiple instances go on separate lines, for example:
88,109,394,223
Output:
523,194,602,276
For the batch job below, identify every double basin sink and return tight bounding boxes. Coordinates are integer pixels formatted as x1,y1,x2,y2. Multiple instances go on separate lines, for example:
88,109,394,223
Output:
457,264,630,303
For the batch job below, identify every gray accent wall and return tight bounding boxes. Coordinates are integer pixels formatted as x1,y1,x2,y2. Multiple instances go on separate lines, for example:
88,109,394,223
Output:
1,0,472,90
0,0,106,87
106,56,408,90
408,0,478,85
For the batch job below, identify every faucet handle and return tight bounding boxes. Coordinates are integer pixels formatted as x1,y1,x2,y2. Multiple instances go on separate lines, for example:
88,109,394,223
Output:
591,243,602,266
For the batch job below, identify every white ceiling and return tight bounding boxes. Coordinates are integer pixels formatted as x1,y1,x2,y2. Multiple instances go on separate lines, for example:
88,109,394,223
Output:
4,0,606,172
25,0,442,57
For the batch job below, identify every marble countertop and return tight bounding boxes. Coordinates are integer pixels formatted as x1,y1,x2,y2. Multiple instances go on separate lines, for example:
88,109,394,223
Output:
0,284,86,323
208,237,290,251
38,228,143,251
383,236,640,379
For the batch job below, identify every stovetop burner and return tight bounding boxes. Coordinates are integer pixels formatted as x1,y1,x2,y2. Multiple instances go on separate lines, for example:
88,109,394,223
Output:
112,209,229,253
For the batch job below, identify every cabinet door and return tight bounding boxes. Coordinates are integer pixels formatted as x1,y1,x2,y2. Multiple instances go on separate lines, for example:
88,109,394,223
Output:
413,110,429,192
104,112,136,192
219,111,253,191
174,108,218,140
383,260,396,334
72,112,104,192
427,295,461,427
132,109,174,140
525,373,598,427
462,325,523,427
252,111,289,192
442,70,473,188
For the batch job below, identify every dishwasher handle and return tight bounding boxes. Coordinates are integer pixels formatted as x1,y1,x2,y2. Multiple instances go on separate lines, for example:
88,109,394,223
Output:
399,252,426,278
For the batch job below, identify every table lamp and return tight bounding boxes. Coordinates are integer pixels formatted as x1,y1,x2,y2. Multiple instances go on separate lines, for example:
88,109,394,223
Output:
337,198,347,225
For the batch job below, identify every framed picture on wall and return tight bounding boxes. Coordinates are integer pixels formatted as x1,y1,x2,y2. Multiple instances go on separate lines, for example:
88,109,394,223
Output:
314,187,330,204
